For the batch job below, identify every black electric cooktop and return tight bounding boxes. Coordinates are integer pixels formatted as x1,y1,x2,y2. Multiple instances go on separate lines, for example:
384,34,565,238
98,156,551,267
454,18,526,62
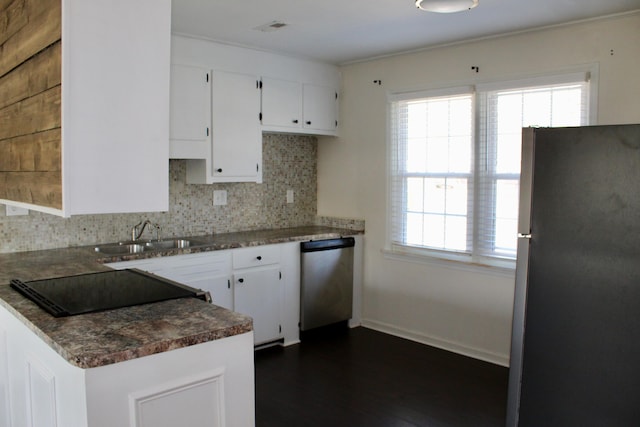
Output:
10,269,209,318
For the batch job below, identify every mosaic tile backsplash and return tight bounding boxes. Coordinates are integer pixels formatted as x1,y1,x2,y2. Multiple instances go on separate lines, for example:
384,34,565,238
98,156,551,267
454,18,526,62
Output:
1,134,363,253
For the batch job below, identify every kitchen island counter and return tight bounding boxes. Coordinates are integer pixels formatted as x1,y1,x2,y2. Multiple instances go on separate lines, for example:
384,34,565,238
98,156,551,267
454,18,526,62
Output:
0,225,361,368
0,247,254,370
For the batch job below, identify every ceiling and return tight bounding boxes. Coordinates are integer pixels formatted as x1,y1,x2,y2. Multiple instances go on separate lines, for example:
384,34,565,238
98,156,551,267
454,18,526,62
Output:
171,0,640,64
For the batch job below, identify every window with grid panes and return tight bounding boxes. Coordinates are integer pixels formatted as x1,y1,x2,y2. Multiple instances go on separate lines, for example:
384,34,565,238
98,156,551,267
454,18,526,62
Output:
389,73,590,265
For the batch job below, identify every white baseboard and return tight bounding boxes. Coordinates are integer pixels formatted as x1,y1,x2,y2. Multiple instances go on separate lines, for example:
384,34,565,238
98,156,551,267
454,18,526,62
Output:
281,339,300,347
361,319,510,367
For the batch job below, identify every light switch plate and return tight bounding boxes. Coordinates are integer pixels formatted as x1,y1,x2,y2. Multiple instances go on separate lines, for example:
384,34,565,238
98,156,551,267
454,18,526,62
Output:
286,189,294,204
213,190,227,206
5,205,29,216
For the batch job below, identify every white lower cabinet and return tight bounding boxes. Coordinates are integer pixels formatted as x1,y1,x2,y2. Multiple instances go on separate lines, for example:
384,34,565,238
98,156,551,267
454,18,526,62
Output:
108,243,300,346
191,275,233,311
108,251,233,310
0,325,12,427
232,245,284,346
0,304,255,427
106,237,364,347
233,266,282,345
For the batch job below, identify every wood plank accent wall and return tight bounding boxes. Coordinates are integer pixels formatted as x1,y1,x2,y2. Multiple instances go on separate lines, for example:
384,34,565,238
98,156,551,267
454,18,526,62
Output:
0,0,62,209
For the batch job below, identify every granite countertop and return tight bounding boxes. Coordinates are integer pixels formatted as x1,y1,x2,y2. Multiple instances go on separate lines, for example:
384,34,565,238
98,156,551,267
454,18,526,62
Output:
91,225,362,264
0,226,362,369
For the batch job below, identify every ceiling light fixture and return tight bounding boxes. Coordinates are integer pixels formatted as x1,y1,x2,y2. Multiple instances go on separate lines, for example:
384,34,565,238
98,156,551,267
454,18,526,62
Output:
415,0,479,13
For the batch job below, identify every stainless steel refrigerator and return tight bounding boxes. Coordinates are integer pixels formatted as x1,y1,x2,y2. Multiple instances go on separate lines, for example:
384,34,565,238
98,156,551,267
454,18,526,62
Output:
507,124,640,426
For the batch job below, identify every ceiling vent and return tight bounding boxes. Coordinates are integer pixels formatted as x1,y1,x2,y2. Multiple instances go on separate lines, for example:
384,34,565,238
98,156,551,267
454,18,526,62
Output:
254,21,288,32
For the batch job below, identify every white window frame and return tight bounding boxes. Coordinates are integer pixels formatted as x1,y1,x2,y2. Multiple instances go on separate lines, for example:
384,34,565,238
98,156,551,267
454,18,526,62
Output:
386,67,598,270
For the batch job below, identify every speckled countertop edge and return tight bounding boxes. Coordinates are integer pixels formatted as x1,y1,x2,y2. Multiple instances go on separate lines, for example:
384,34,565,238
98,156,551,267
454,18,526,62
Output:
0,226,363,369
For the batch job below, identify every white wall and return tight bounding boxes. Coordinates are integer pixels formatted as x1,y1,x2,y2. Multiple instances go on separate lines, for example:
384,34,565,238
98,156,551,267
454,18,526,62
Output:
317,12,640,366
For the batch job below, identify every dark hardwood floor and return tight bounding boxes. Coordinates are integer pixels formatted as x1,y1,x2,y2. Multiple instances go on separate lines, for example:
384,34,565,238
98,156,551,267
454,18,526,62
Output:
255,326,508,427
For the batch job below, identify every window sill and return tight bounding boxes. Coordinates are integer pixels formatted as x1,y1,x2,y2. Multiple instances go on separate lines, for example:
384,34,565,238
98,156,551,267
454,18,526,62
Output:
382,247,516,278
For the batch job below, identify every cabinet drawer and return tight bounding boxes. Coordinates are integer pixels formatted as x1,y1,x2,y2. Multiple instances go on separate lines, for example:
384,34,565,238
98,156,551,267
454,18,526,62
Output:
107,251,231,280
158,251,230,272
107,258,166,272
232,245,280,269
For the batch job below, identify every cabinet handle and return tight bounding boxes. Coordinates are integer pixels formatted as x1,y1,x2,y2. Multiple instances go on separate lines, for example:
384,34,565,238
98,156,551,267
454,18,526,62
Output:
305,121,312,125
216,168,223,173
238,278,244,284
292,119,299,124
256,256,262,261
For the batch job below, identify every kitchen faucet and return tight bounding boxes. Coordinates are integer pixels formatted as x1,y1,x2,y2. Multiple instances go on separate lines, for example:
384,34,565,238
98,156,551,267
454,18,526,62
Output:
131,220,160,242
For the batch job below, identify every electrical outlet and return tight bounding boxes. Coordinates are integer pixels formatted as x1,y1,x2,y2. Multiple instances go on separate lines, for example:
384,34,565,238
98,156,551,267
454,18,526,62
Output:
5,205,29,216
286,189,294,204
213,190,227,206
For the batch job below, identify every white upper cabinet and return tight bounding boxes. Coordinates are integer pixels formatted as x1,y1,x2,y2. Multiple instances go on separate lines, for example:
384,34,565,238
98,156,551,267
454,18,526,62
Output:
185,71,262,184
61,0,170,216
2,0,171,216
0,0,171,217
260,78,302,129
302,83,339,133
210,71,262,182
170,36,341,182
260,78,338,136
169,65,211,159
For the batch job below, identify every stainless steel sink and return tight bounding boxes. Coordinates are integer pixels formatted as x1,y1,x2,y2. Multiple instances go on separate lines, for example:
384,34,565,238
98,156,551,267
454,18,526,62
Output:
95,238,208,255
94,243,148,255
144,239,206,250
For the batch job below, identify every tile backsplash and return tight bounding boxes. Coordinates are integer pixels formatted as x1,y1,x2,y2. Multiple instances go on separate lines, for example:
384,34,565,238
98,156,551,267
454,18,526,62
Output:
1,134,362,254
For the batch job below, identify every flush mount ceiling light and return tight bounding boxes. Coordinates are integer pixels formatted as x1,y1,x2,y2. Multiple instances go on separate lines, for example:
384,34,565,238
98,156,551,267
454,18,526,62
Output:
415,0,479,13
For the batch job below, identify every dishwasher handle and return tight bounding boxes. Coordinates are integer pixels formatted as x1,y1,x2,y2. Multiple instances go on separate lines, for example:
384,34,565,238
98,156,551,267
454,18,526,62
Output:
300,237,355,253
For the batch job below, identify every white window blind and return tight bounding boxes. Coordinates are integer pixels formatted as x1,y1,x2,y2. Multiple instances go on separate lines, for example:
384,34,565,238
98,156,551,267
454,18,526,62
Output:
389,74,590,265
390,93,475,255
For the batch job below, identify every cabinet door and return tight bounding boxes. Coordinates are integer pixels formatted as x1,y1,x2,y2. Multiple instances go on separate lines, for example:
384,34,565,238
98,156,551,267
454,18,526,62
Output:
107,252,234,310
260,77,302,129
0,325,10,426
55,0,171,217
183,276,233,311
210,71,262,182
303,83,338,132
233,267,282,345
169,65,211,159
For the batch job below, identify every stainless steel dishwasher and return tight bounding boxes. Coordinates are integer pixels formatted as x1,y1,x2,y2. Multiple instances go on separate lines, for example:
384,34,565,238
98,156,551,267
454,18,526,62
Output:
300,237,355,331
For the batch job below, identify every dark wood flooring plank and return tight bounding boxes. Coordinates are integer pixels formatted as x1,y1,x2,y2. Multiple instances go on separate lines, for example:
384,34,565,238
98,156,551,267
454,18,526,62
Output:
255,326,508,427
